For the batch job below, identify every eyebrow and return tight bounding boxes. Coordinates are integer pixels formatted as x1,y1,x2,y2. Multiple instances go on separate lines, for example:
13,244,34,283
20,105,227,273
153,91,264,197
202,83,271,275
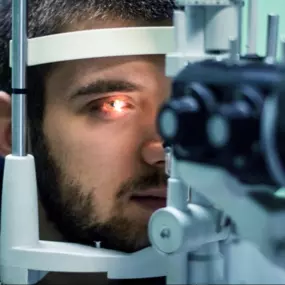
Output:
69,79,139,100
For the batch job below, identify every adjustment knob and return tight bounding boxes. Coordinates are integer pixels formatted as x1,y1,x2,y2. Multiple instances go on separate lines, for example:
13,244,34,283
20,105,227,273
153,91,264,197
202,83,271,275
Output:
158,96,206,146
207,101,259,152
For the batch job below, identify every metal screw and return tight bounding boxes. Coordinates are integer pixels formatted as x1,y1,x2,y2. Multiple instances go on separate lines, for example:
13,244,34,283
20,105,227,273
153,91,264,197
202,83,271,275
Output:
160,228,171,239
165,147,172,176
94,241,102,248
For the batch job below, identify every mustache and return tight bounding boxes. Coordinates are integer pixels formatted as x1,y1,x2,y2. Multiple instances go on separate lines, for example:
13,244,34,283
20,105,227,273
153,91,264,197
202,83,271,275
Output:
117,168,168,198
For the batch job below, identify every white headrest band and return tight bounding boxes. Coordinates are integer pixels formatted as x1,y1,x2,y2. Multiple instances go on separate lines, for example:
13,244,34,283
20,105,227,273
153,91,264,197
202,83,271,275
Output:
10,26,175,67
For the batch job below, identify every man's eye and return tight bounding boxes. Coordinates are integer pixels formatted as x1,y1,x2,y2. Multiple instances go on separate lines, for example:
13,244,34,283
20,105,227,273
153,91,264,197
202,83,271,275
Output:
89,96,133,119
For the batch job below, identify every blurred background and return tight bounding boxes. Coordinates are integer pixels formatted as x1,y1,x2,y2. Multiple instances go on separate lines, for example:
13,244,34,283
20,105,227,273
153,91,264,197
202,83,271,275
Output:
242,0,285,59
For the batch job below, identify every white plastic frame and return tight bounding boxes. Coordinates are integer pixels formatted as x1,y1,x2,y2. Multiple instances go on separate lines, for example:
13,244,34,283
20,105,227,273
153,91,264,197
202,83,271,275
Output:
10,26,175,66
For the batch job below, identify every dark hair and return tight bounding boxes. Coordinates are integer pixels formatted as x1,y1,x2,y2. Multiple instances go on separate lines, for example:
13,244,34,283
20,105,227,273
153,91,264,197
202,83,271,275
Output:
0,0,175,146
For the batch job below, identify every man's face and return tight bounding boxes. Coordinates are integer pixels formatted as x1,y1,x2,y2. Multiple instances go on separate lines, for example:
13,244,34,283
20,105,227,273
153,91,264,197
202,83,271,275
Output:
34,21,171,253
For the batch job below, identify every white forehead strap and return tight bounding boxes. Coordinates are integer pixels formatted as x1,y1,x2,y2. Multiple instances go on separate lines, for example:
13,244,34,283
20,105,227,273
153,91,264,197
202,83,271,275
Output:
9,26,175,67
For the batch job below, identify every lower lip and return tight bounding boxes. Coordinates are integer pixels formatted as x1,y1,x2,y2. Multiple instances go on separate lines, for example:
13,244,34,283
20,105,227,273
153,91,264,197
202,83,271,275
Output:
131,197,167,210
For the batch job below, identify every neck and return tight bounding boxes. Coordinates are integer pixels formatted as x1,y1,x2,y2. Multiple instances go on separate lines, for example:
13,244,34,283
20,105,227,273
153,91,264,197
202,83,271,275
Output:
38,198,64,242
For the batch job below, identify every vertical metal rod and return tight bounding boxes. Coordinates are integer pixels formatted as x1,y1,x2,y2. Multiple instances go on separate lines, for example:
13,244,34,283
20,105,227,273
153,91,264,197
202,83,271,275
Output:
266,14,280,62
247,0,258,54
173,10,187,53
237,0,243,54
12,0,27,156
167,148,189,211
167,253,189,285
281,37,285,63
229,37,240,61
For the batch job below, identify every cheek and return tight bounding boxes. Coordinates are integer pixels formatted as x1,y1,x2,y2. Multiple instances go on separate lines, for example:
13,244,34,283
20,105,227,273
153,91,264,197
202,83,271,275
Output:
43,105,142,208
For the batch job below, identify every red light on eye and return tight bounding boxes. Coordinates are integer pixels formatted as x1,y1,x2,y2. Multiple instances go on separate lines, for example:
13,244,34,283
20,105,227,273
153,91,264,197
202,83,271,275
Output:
112,99,126,112
101,99,127,114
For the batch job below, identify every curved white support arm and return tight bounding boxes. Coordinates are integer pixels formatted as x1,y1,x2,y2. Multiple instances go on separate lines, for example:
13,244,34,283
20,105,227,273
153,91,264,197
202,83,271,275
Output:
2,244,166,279
9,26,175,66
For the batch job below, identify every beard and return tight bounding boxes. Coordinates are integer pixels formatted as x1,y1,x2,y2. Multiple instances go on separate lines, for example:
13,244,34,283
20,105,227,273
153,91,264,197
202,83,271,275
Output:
31,127,168,253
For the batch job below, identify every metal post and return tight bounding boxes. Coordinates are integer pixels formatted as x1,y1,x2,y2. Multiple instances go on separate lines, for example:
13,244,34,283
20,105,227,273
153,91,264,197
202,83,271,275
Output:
229,37,240,61
12,0,27,156
266,14,279,62
281,37,285,63
247,0,258,54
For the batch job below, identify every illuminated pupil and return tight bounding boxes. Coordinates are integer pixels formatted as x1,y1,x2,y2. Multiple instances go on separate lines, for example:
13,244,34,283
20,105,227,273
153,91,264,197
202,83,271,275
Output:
112,99,125,112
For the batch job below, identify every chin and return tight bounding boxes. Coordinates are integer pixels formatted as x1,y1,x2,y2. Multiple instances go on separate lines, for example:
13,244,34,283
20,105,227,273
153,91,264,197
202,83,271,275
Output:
128,199,157,219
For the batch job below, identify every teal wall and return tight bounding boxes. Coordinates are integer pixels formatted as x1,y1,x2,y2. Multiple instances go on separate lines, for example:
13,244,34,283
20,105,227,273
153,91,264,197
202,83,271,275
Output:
242,0,285,59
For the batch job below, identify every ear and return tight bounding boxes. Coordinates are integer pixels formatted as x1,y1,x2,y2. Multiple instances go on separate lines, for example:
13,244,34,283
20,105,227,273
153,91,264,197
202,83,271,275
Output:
0,91,11,157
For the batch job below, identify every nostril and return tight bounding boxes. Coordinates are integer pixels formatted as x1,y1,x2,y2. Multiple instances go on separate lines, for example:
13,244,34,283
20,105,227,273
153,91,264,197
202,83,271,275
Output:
156,161,165,168
162,141,170,148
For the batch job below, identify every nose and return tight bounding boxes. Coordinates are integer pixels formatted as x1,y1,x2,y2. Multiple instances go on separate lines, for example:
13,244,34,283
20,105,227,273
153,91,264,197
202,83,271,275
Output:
141,140,165,167
140,75,171,167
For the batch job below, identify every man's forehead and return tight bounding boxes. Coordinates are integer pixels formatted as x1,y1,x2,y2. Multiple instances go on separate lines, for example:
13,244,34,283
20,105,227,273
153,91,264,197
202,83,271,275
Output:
45,54,166,99
50,54,166,79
